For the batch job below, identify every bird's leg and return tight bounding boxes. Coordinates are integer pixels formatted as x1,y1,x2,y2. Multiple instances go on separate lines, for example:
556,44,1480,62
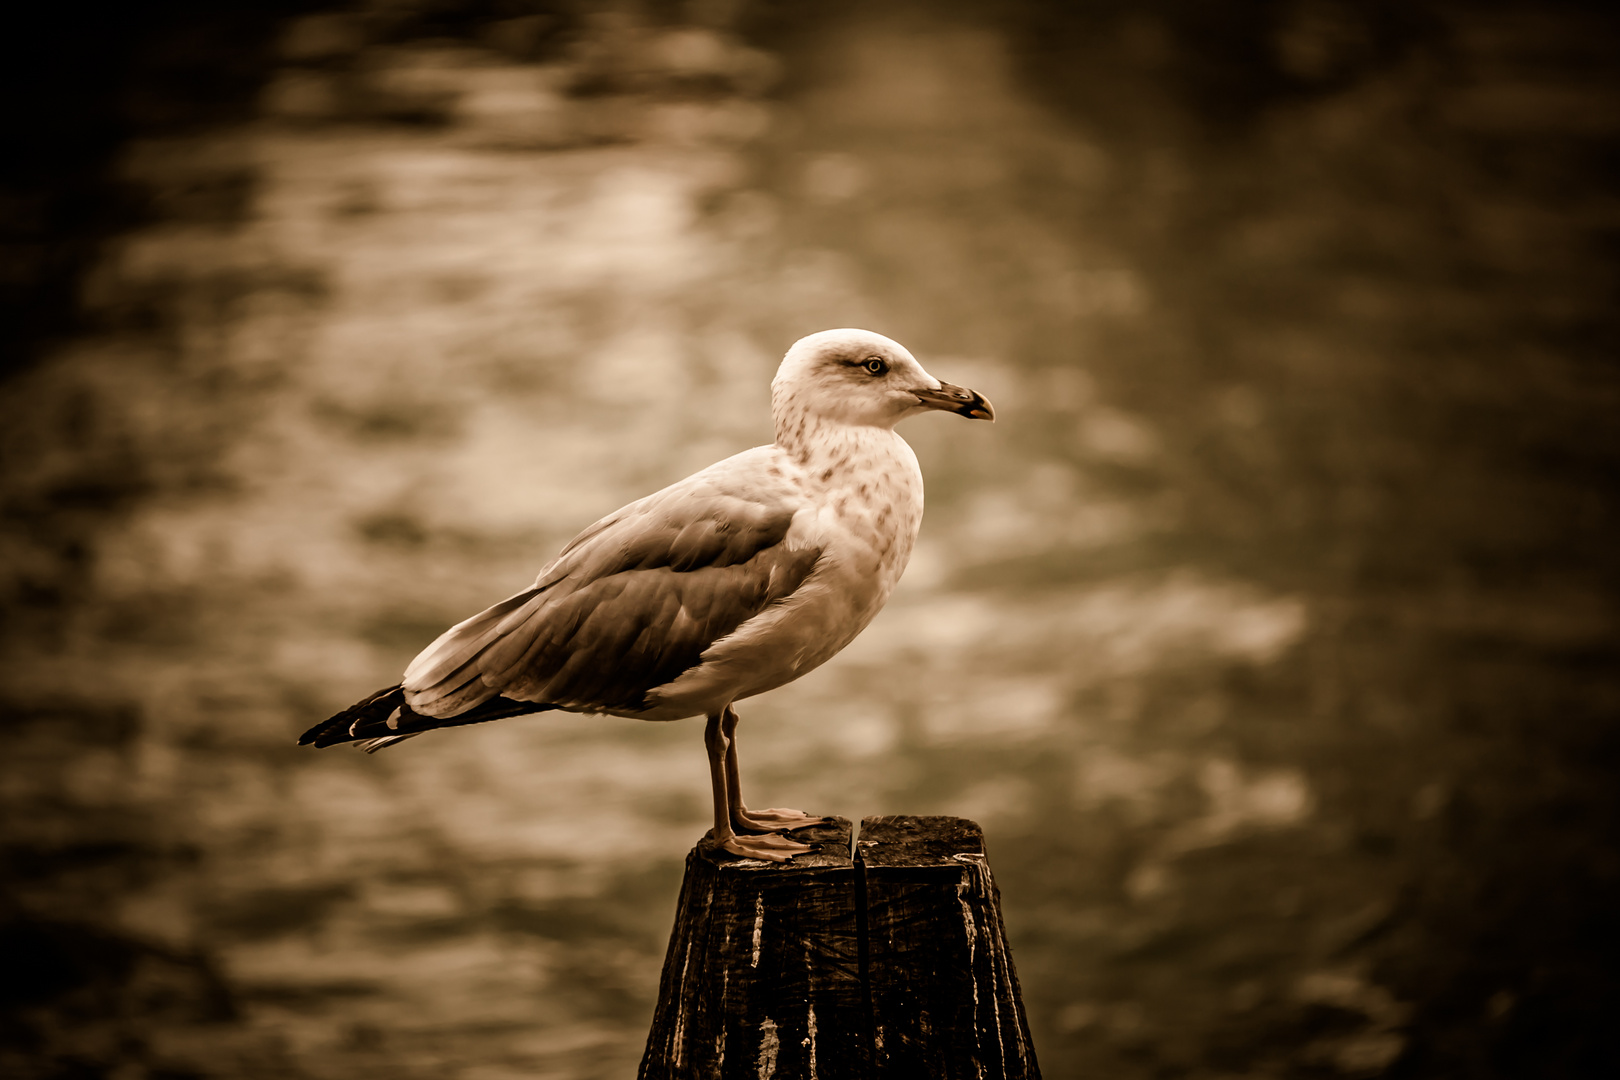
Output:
721,704,828,835
704,711,809,862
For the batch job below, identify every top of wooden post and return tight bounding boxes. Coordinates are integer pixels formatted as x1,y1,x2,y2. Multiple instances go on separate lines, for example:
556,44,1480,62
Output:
692,815,855,872
858,814,988,869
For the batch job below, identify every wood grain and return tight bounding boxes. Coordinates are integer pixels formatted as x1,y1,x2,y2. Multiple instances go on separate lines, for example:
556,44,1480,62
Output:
641,815,1039,1079
639,816,864,1079
859,815,1039,1079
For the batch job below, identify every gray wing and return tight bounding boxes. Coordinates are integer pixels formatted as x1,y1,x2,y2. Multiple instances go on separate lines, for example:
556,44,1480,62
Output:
402,460,821,717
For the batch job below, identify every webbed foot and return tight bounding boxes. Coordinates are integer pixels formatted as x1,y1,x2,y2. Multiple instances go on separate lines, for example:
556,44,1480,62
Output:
720,832,814,862
733,807,830,833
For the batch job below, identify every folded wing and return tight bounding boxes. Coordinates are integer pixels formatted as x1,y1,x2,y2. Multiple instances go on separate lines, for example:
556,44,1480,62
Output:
401,455,821,719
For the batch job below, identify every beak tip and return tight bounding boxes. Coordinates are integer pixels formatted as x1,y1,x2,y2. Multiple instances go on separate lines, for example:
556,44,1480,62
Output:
914,383,996,422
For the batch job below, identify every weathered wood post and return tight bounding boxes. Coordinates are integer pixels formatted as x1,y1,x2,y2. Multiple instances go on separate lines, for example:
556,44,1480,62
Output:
638,817,864,1078
858,816,1039,1078
639,814,1039,1079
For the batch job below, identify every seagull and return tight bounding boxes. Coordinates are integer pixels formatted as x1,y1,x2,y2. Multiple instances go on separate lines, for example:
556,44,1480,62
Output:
300,328,994,861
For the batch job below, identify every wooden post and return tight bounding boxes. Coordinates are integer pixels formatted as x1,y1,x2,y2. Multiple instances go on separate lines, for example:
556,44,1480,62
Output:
859,816,1039,1079
639,814,1039,1080
638,816,864,1079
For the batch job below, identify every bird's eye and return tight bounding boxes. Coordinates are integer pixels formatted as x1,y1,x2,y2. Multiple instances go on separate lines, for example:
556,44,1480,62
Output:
862,356,888,376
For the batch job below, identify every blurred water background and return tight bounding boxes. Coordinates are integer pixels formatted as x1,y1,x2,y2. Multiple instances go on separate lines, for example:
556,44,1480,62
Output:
3,1,1618,1077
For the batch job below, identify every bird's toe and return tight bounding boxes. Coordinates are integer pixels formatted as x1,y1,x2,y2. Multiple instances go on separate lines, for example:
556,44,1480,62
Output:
734,807,829,833
719,833,814,862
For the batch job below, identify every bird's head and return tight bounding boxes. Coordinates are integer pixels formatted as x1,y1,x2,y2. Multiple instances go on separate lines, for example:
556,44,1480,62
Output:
771,328,995,440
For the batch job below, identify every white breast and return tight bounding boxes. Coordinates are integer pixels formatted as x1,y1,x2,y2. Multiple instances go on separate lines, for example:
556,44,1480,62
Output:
642,427,925,718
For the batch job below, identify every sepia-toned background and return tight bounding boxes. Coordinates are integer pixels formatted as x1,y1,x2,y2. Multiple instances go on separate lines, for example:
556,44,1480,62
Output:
3,1,1617,1077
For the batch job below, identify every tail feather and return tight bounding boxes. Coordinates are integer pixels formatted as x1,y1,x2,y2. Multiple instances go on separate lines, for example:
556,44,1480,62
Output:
299,684,558,750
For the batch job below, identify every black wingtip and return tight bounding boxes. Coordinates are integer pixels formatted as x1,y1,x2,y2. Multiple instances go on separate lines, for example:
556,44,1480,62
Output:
300,684,406,748
301,687,561,749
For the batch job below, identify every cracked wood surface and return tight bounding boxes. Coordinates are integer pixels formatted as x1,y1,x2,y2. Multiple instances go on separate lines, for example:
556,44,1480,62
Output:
639,815,1038,1080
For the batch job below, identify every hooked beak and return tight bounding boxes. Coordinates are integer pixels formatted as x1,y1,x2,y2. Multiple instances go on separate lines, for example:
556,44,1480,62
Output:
913,381,996,421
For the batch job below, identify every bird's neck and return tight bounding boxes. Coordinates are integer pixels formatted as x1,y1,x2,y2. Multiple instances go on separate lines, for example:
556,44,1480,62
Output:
777,415,925,613
775,414,904,474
